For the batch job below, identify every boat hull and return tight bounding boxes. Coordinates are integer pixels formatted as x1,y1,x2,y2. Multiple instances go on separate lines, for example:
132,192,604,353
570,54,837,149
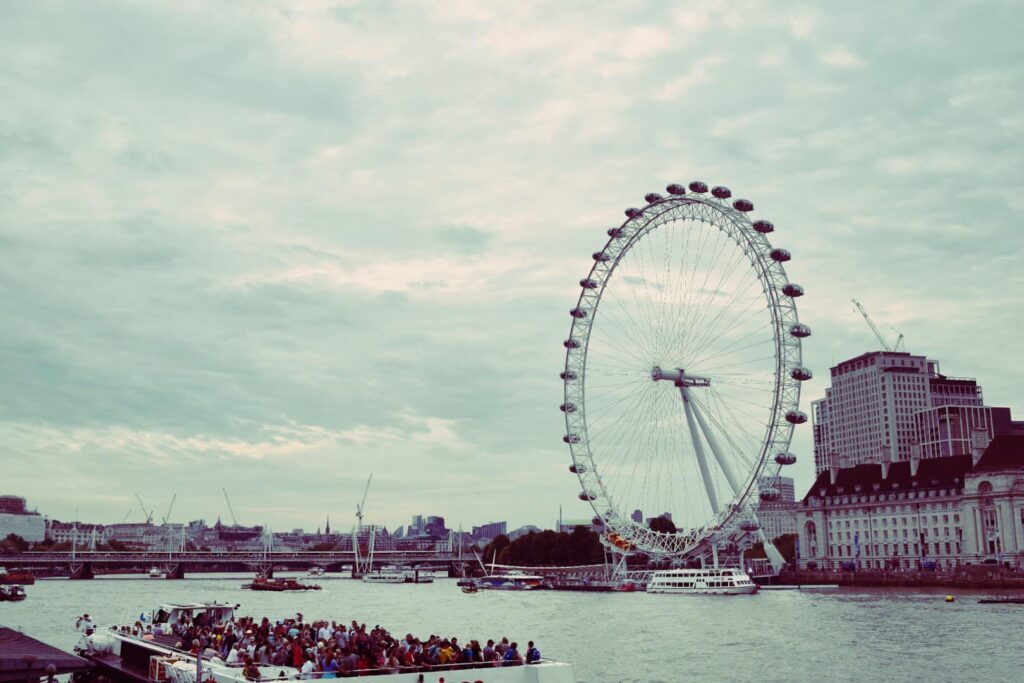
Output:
647,584,758,595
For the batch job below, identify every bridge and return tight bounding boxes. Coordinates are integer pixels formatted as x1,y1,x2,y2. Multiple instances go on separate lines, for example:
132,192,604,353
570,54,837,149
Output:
0,550,478,579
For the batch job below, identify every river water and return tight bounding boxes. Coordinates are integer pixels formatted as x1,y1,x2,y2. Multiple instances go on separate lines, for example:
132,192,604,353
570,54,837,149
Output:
2,573,1023,682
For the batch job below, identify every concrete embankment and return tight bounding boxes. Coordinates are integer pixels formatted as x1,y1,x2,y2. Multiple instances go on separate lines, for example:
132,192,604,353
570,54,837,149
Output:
766,567,1024,589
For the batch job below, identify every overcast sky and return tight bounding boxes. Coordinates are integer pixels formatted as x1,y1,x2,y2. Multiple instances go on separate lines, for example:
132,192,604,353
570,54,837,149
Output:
2,1,1022,534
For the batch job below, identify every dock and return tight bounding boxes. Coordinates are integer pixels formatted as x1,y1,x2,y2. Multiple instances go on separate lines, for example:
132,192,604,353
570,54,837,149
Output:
0,627,92,683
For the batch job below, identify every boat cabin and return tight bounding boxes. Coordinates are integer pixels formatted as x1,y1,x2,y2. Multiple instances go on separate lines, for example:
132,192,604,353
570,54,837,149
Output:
151,602,237,632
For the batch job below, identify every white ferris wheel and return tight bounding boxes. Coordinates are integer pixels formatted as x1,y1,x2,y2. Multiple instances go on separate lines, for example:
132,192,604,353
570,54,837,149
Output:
560,181,810,560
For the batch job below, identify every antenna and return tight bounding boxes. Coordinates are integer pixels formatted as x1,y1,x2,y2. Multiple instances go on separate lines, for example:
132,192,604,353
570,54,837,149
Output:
851,298,904,352
223,488,240,526
134,493,154,524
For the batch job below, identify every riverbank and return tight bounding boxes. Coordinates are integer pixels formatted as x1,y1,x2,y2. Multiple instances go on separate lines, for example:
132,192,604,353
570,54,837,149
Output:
768,566,1024,589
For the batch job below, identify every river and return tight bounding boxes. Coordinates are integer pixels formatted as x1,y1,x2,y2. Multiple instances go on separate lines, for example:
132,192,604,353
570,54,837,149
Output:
2,573,1023,682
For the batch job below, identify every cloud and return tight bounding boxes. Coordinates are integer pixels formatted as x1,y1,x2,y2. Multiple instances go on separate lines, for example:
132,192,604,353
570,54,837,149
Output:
1,0,1021,533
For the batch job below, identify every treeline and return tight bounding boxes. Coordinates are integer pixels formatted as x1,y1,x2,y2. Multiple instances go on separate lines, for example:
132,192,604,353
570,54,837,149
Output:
481,527,604,566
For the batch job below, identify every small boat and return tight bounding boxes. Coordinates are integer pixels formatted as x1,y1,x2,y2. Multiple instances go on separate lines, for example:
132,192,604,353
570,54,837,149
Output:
647,567,758,595
362,568,406,584
477,571,545,590
403,568,433,583
461,584,479,594
978,598,1024,604
242,577,321,591
307,566,325,577
0,585,27,601
148,567,164,578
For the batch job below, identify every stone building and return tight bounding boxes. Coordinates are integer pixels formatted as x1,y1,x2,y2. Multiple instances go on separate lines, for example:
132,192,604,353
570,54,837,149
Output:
797,434,1024,570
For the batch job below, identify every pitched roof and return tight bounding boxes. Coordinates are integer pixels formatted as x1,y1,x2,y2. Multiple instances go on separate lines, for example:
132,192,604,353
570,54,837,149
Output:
971,434,1024,473
0,627,92,681
801,435,1024,503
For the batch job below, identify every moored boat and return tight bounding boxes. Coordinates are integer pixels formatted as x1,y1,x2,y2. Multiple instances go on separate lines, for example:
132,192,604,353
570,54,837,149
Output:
306,566,325,577
148,566,164,578
361,567,406,584
477,572,545,590
0,568,35,585
647,567,758,595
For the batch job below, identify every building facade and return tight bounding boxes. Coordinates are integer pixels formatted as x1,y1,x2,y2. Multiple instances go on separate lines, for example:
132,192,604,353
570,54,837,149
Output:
0,496,45,543
797,435,1024,570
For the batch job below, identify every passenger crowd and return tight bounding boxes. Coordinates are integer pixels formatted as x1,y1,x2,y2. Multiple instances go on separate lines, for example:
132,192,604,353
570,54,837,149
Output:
129,611,542,679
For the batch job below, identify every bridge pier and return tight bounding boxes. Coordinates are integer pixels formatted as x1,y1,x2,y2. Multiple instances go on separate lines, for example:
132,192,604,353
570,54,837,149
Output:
165,563,185,580
69,562,94,580
256,563,274,578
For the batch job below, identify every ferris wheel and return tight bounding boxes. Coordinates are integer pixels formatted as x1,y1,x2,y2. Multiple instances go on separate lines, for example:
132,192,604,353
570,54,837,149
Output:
560,182,810,559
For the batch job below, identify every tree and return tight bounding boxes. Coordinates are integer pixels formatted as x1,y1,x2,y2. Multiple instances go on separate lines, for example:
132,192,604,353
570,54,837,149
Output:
649,515,676,534
2,534,28,553
482,534,510,565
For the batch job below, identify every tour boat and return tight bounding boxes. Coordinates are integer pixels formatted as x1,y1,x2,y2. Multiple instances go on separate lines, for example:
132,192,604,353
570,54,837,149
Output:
477,572,546,590
75,601,576,682
148,567,164,578
242,577,321,591
0,585,27,601
646,567,758,595
361,567,406,584
306,566,325,577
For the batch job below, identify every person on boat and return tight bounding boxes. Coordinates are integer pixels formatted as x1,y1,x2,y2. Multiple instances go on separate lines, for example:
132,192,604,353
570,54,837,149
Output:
482,639,496,663
226,643,243,666
503,642,522,666
241,656,261,681
76,614,95,634
526,641,541,664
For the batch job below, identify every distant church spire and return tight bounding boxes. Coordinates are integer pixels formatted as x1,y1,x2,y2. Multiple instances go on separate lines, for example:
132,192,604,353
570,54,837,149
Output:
325,516,331,536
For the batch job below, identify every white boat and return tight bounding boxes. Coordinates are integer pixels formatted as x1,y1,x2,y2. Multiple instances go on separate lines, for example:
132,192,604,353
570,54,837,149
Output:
402,568,433,583
647,567,758,595
477,572,545,590
361,567,406,583
75,601,576,683
306,566,325,577
148,566,164,578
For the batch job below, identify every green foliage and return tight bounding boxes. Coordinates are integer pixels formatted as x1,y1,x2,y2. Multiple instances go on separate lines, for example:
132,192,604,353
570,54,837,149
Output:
648,515,677,534
2,534,29,553
481,527,602,566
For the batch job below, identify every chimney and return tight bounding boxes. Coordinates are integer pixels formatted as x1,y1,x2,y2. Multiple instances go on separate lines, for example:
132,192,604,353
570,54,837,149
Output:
909,444,921,477
880,461,890,480
829,451,840,485
971,428,990,466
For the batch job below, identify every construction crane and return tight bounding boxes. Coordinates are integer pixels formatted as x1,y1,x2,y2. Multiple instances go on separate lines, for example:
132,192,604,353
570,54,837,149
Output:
223,488,240,527
121,508,132,524
161,494,177,525
355,473,373,529
851,298,904,352
134,493,154,524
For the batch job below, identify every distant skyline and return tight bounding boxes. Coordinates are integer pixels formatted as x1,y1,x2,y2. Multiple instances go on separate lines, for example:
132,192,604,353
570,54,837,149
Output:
2,2,1022,532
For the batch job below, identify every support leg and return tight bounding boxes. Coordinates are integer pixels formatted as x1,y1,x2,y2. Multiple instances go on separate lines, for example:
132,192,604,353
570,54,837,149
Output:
681,387,720,514
688,394,742,497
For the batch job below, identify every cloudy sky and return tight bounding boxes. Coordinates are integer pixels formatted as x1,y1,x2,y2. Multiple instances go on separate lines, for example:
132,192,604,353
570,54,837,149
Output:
2,1,1022,533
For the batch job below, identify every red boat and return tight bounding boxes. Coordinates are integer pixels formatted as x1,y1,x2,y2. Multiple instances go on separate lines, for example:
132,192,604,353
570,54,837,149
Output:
0,571,35,585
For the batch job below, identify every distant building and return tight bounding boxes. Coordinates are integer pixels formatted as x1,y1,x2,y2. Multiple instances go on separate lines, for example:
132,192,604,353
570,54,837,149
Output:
812,351,1013,474
757,476,798,539
0,496,45,543
557,520,601,534
631,509,643,523
472,521,507,541
508,525,542,540
409,515,424,536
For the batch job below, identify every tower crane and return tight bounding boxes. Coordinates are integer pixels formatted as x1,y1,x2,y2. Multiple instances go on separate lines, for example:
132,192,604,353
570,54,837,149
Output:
134,493,154,524
161,494,177,525
851,298,904,352
355,473,373,529
223,488,240,527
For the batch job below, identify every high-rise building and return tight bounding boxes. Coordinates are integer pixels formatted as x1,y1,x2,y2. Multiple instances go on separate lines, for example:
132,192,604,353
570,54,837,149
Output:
811,351,1000,474
0,495,44,543
472,521,507,540
409,515,424,536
